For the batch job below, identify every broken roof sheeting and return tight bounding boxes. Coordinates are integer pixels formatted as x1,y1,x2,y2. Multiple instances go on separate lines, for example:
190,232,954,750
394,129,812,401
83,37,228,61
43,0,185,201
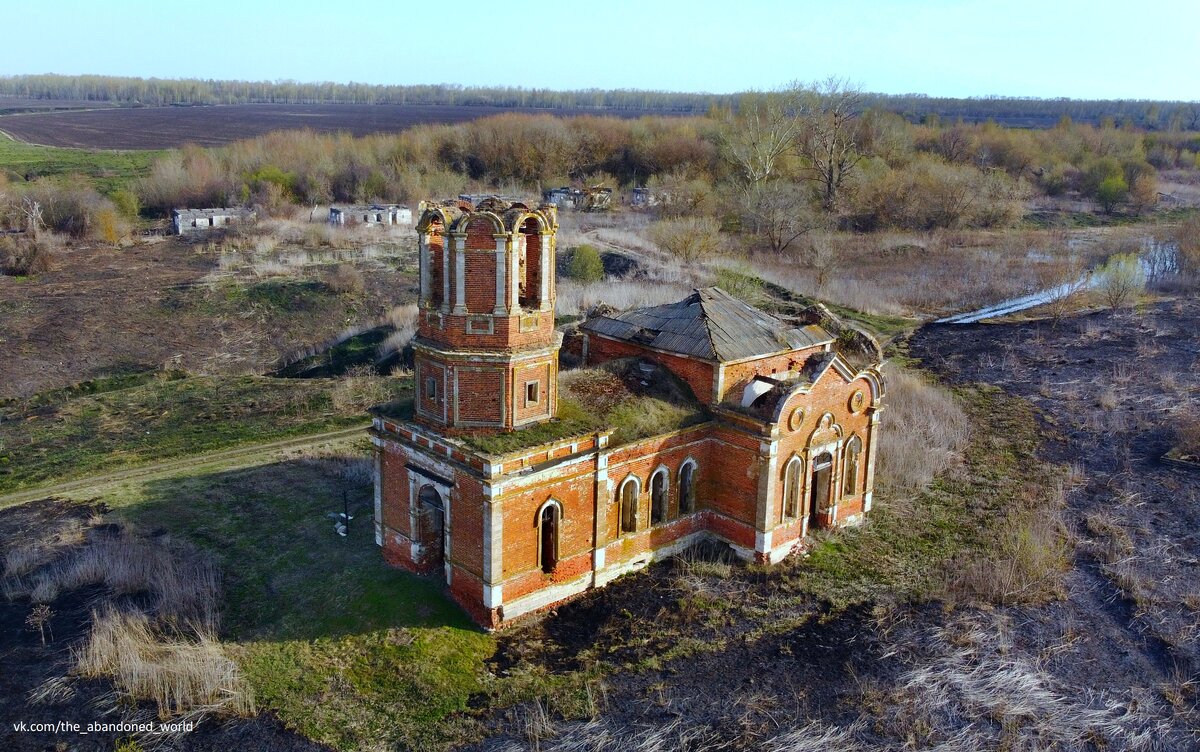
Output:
582,287,833,362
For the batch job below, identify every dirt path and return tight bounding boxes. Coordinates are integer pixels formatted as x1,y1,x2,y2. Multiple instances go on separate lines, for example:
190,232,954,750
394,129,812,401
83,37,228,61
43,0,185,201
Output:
0,424,369,509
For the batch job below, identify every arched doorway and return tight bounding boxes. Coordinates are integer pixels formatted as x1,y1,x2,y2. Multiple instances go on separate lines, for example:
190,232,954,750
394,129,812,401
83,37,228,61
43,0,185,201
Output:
417,484,445,567
809,452,833,528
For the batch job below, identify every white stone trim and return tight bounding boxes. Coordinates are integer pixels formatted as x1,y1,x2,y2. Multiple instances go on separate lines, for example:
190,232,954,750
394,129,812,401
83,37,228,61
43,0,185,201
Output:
494,236,508,314
502,570,592,621
373,449,383,546
453,235,466,314
539,234,551,310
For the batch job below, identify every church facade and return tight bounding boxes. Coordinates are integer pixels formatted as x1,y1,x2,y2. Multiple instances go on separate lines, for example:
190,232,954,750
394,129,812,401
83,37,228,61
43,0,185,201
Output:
371,198,885,629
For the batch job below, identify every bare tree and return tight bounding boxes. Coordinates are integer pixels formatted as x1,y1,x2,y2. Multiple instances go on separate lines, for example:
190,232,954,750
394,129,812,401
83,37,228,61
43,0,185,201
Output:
26,604,53,645
719,92,803,190
794,77,867,212
20,197,44,238
738,181,823,255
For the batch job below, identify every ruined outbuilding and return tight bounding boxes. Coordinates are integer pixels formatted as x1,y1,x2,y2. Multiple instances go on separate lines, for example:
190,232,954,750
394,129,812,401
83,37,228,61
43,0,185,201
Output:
171,207,255,235
328,204,412,227
371,199,884,629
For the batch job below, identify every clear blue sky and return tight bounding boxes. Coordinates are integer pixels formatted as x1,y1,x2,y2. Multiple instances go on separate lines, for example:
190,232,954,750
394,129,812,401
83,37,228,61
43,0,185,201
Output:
6,0,1197,100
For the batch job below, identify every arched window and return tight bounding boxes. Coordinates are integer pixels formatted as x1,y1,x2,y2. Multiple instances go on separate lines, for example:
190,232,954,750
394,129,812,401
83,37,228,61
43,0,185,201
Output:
782,455,803,521
678,460,697,514
619,477,639,533
650,468,669,525
844,436,863,496
537,501,561,574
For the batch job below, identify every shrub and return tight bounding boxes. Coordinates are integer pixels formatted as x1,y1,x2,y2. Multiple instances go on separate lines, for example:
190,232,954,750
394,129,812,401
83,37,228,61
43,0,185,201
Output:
1095,253,1145,308
380,303,419,356
567,244,605,282
0,233,61,276
648,216,722,262
327,264,365,294
1096,175,1128,213
110,189,140,219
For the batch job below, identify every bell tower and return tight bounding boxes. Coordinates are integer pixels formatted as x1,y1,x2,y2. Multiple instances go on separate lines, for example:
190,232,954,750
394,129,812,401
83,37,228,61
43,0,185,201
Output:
411,198,560,435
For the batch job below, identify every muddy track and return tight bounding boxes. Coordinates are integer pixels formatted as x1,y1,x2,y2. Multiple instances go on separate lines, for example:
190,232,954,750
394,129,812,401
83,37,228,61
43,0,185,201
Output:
0,424,368,509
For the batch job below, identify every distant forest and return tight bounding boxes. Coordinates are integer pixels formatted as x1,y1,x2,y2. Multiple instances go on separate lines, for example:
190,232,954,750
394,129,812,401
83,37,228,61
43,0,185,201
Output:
2,74,1199,129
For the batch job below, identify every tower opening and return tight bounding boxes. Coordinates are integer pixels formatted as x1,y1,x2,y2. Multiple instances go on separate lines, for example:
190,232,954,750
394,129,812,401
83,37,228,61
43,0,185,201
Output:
518,217,542,309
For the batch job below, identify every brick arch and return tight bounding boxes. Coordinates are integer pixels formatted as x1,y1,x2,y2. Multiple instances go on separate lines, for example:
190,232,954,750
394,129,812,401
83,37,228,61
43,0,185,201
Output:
461,213,505,248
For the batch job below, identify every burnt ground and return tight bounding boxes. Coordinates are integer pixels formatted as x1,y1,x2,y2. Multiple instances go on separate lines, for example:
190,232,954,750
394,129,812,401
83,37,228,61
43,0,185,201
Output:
462,299,1200,751
0,498,330,752
910,299,1200,687
0,236,416,399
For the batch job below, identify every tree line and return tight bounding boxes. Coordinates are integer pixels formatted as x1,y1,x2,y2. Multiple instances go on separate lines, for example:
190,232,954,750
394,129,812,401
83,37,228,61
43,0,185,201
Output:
2,74,1198,129
3,79,1199,273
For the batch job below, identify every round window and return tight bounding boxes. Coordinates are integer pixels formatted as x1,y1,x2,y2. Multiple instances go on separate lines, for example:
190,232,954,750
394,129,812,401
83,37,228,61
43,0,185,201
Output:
788,407,805,432
849,390,866,413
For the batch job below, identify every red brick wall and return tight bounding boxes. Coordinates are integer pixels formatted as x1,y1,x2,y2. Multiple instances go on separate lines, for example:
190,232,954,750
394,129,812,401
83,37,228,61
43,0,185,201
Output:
721,347,827,403
450,472,485,576
380,448,411,538
585,334,716,404
456,368,503,424
465,250,495,314
419,311,556,351
604,427,710,548
772,369,876,526
513,361,552,423
707,424,762,527
497,458,599,601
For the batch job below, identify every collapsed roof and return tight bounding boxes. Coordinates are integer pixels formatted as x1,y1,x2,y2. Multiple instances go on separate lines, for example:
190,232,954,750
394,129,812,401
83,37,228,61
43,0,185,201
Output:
580,287,834,363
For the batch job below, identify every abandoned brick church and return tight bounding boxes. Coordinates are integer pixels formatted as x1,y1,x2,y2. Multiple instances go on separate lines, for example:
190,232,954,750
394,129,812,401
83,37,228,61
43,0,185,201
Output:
370,199,885,628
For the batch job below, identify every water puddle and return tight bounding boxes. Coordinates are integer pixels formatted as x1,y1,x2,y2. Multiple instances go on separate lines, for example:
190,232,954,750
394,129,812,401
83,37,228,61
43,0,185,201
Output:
936,238,1179,324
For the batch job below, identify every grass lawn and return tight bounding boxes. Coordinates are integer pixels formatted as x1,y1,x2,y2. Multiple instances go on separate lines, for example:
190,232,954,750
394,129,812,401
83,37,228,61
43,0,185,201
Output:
0,372,409,495
0,134,162,194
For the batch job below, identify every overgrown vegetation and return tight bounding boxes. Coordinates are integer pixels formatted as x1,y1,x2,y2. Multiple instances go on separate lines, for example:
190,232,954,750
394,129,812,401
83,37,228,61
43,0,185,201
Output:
2,512,255,726
0,373,409,494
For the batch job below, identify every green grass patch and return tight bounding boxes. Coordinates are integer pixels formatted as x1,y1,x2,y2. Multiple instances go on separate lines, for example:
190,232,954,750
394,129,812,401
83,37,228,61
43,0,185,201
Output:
0,374,409,494
462,358,709,456
459,397,604,455
93,452,495,751
0,134,161,194
163,280,339,318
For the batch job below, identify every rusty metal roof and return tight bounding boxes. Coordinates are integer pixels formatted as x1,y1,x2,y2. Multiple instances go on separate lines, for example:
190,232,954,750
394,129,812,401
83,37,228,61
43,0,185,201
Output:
581,287,833,363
